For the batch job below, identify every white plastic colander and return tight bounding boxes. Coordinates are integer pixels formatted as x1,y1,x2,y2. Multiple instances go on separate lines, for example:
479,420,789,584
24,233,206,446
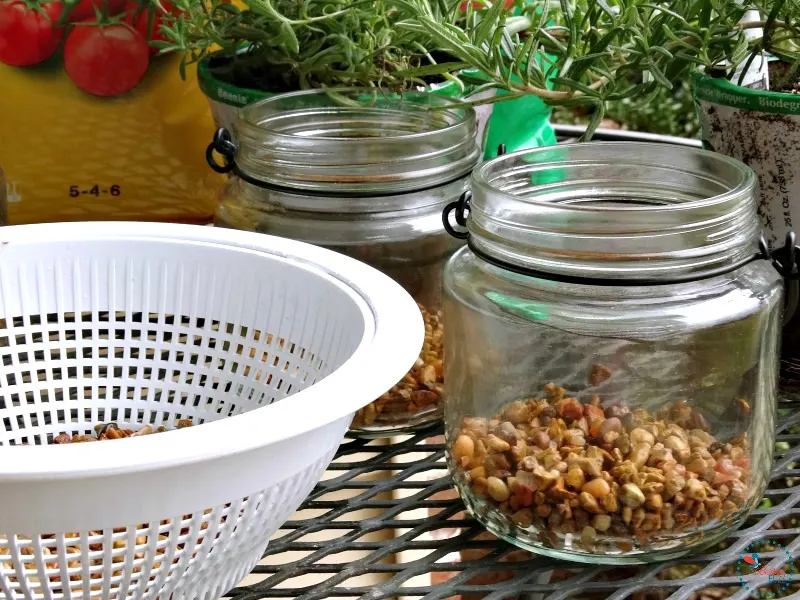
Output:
0,222,424,600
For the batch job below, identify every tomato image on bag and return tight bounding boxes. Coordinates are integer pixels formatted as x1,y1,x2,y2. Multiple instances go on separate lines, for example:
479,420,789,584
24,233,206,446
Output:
0,0,221,224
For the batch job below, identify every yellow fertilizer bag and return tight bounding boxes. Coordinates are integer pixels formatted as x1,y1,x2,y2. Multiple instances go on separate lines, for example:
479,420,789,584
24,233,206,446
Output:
0,0,222,224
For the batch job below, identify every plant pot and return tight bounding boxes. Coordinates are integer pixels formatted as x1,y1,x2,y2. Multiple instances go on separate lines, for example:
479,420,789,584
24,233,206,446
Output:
692,70,800,394
197,52,555,158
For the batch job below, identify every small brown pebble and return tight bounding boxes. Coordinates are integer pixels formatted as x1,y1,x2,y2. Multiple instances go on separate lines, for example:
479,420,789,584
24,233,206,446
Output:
497,421,518,445
564,429,586,447
504,401,529,425
582,478,611,498
604,404,629,420
411,389,438,405
629,428,655,446
566,468,586,490
589,364,612,387
684,478,707,500
579,492,603,514
645,493,663,511
177,419,193,429
592,514,612,532
53,433,71,444
132,425,153,437
621,412,636,431
531,430,550,450
620,483,645,508
602,493,618,513
94,423,116,436
632,507,646,529
599,418,622,437
487,477,511,502
686,454,708,474
486,434,511,454
453,435,475,464
556,398,584,422
641,512,660,531
581,525,597,544
628,443,651,469
512,509,534,528
737,398,751,416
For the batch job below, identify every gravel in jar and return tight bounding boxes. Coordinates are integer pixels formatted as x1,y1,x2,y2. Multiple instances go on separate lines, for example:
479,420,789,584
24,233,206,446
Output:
352,303,443,429
451,383,752,551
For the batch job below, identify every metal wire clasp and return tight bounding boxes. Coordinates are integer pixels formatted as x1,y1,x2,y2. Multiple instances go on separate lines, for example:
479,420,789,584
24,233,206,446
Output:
441,145,507,240
442,191,471,240
765,232,799,280
206,128,237,174
763,232,800,325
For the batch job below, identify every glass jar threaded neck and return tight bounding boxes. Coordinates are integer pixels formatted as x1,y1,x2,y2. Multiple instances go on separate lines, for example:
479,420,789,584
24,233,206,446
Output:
469,142,760,282
234,88,480,199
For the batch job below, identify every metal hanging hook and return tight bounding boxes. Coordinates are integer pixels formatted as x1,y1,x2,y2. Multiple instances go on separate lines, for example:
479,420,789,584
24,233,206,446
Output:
206,128,237,174
442,191,472,240
764,232,800,325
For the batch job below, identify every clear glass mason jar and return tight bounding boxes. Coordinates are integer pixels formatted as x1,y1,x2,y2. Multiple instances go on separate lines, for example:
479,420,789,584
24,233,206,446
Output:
442,142,784,563
213,88,480,436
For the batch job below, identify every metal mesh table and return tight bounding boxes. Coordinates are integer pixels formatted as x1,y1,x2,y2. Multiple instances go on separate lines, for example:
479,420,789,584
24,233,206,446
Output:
226,127,800,600
225,401,800,600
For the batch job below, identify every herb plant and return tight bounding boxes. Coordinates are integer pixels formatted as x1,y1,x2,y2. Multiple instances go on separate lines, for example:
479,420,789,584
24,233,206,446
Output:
552,79,702,138
397,0,800,138
158,0,468,91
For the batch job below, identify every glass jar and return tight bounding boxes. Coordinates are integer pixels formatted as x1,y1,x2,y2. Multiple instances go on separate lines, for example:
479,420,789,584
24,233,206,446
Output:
442,142,784,563
212,88,480,436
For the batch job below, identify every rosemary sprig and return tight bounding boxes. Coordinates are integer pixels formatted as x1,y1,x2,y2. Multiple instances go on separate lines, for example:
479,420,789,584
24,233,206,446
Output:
396,0,800,139
158,0,469,91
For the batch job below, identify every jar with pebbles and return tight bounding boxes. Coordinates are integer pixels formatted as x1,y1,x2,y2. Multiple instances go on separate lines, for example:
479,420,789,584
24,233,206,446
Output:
442,142,785,563
210,88,480,436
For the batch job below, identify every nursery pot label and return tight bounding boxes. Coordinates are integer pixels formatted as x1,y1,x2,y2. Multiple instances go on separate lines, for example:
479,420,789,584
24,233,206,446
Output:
693,72,800,393
692,72,800,251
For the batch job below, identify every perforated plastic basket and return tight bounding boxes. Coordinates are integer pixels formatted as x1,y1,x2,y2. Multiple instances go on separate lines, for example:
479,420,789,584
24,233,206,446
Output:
0,222,423,600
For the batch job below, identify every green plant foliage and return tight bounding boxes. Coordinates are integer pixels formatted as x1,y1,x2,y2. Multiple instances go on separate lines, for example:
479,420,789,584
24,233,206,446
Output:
395,0,800,139
158,0,471,91
553,78,701,138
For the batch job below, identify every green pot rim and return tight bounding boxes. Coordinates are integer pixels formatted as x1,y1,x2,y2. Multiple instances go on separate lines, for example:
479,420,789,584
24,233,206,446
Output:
197,51,471,108
692,71,800,116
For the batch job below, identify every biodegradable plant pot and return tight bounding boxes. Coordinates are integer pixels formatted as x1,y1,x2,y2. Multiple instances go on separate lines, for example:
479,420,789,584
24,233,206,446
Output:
692,70,800,393
197,52,555,158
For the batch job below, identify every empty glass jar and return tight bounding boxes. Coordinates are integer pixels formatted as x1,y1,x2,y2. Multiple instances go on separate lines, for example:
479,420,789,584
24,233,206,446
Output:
212,88,480,436
443,142,784,563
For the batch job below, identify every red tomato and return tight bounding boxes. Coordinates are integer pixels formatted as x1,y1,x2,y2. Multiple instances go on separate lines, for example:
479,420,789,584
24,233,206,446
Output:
66,0,127,22
126,0,175,55
63,23,149,96
0,0,63,66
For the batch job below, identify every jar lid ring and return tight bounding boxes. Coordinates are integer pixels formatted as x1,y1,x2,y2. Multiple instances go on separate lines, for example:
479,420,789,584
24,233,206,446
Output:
443,190,800,320
207,127,473,199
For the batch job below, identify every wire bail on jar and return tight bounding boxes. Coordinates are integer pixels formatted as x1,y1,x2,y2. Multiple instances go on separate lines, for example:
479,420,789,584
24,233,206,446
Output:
442,144,507,241
206,128,237,174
